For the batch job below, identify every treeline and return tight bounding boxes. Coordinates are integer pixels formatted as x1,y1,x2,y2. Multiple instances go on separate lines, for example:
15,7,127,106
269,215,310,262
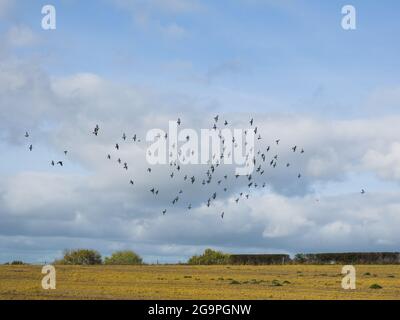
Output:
294,252,400,265
4,249,400,266
54,249,143,265
186,249,400,265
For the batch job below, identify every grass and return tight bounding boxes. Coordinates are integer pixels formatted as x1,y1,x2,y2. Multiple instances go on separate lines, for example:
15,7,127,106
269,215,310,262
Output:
0,265,399,300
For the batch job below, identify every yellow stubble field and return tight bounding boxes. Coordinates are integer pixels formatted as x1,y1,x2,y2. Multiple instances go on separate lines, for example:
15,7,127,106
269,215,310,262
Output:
0,265,399,300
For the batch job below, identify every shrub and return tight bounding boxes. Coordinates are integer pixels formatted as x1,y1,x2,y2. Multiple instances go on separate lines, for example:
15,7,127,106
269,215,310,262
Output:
187,249,231,265
10,261,25,265
104,250,143,265
370,284,383,289
55,249,102,265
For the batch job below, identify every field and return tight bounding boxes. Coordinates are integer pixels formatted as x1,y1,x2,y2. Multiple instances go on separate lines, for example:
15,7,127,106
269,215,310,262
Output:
0,265,399,300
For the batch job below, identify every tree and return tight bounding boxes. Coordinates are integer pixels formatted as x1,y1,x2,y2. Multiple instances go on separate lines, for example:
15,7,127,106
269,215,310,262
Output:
55,249,102,265
104,250,143,265
188,249,230,265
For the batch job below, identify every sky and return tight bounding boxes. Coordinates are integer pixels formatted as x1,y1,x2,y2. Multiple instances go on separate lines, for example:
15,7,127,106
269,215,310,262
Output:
1,0,400,263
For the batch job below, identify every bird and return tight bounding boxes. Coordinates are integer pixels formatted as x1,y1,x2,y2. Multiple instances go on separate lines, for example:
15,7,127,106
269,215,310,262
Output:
250,118,254,126
292,146,297,152
57,161,63,166
93,125,99,136
115,143,119,150
361,189,366,194
162,209,167,215
51,161,55,166
130,180,134,185
298,174,302,179
122,133,127,141
224,120,228,126
214,115,219,123
107,154,111,160
276,139,280,145
177,118,181,126
133,134,137,142
25,132,29,138
29,144,33,151
221,212,224,219
123,163,128,170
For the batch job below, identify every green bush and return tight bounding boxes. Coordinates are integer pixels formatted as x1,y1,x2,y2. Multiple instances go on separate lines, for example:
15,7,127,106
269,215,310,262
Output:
55,249,102,265
188,249,231,265
104,250,143,265
10,261,25,265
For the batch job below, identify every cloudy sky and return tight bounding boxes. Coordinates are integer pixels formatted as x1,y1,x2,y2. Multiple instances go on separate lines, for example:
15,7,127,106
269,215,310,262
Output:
1,0,400,263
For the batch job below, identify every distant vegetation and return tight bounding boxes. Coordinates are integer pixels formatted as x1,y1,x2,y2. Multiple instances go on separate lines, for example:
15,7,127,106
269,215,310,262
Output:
4,261,27,265
188,250,400,265
11,248,400,266
188,249,231,265
104,250,143,265
294,252,400,265
54,249,143,265
55,249,102,265
230,254,291,265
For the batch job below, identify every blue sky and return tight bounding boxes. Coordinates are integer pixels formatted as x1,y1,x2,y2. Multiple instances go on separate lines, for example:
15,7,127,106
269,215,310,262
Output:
1,0,400,263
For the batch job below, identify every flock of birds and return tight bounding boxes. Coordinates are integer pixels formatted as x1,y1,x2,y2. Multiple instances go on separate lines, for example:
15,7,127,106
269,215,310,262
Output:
24,116,367,220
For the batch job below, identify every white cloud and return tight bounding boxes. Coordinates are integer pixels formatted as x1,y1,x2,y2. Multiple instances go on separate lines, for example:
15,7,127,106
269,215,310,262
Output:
6,25,39,47
110,0,200,38
2,55,400,262
0,0,14,17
